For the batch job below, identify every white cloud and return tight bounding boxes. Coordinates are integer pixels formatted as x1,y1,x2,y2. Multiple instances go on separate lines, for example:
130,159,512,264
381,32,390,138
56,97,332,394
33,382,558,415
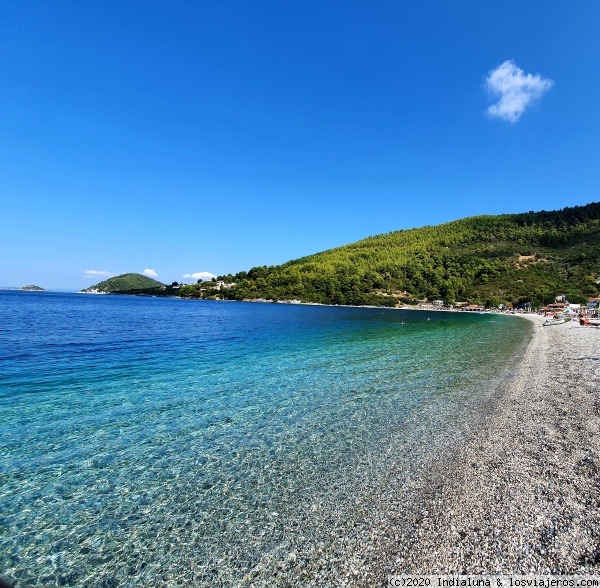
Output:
485,60,554,123
143,269,159,278
84,270,113,279
182,271,216,282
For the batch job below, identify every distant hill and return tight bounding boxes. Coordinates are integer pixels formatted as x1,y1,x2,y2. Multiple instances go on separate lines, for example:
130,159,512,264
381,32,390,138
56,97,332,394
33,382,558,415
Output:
181,202,600,308
20,285,45,291
80,273,165,294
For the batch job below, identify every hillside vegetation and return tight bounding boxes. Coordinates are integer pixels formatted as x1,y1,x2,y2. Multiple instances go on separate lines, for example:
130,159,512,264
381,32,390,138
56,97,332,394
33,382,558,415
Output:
181,202,600,307
81,273,165,294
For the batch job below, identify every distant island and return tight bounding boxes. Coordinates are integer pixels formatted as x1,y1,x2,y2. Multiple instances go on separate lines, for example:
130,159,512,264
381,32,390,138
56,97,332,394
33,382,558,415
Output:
20,285,45,291
82,203,600,309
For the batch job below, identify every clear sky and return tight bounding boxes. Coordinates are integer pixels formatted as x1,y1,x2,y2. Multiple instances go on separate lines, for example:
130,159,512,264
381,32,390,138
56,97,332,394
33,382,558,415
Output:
1,1,599,290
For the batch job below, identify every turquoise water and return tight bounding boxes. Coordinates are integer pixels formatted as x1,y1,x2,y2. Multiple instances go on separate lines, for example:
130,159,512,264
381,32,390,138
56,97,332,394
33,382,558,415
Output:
0,292,532,586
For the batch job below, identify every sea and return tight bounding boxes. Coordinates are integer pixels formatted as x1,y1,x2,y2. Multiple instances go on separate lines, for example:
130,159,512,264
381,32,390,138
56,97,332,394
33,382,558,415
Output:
0,291,532,586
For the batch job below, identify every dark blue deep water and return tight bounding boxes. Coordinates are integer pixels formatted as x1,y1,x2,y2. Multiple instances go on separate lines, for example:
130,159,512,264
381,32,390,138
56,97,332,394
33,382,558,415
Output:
0,291,532,586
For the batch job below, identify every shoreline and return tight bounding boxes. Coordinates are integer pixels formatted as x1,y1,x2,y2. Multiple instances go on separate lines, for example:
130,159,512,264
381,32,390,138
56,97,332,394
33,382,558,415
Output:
383,314,600,575
299,314,600,586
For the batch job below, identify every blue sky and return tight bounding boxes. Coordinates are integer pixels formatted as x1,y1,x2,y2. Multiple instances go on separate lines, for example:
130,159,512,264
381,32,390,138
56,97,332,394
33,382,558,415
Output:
1,1,599,290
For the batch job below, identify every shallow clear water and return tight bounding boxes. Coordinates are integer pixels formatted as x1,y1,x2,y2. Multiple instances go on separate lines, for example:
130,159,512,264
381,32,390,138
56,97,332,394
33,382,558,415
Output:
0,291,532,586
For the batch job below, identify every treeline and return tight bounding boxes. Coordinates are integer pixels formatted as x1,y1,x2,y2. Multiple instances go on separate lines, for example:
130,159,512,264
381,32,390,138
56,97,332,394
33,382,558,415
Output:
179,203,600,308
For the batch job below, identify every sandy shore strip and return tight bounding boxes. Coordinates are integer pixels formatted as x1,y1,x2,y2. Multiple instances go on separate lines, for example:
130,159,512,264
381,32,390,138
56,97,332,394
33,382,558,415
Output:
384,314,600,575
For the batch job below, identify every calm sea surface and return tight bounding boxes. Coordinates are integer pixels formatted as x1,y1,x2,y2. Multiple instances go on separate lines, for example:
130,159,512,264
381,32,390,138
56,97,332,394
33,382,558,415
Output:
0,291,532,586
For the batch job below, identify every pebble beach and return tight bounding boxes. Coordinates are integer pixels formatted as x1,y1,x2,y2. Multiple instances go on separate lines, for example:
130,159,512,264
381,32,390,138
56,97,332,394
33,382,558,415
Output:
386,314,600,577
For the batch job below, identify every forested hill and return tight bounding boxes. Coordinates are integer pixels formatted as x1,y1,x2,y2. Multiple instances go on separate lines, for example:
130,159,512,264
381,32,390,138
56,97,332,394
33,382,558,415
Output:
183,202,600,308
80,273,165,294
